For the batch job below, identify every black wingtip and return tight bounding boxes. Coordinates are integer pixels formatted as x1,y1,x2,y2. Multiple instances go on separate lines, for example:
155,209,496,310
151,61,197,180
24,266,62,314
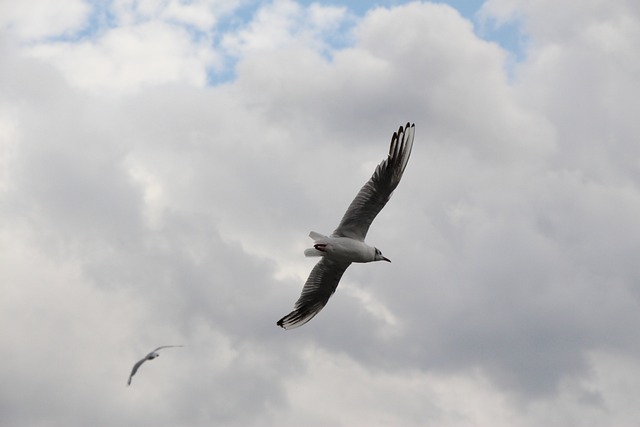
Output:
277,309,319,330
277,313,294,329
276,314,296,330
400,122,414,136
392,122,414,144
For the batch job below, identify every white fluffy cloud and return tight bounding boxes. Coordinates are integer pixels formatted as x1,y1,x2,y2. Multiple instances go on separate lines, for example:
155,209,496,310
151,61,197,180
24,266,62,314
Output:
0,0,89,39
1,0,640,426
110,0,239,29
27,21,218,94
222,0,348,55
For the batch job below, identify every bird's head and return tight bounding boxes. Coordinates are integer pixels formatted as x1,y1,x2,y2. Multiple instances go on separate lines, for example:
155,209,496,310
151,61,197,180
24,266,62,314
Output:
374,247,391,262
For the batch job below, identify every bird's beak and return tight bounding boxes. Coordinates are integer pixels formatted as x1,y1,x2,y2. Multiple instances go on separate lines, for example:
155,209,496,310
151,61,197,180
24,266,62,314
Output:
383,256,391,262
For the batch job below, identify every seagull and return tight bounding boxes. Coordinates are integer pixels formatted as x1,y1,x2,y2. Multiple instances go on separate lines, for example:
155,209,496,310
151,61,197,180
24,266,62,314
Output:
277,122,415,329
127,345,183,386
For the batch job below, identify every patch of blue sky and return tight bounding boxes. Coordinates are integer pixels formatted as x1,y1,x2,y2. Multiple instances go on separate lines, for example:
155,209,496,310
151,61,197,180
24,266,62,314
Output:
296,0,403,16
213,0,261,33
436,0,484,20
202,65,239,88
478,16,529,62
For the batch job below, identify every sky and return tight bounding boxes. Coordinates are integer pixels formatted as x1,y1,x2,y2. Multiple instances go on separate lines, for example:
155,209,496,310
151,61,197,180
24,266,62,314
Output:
1,0,640,425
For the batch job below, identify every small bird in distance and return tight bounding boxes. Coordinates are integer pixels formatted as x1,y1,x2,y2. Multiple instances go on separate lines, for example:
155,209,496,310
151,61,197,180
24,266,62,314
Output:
127,345,183,386
277,122,415,329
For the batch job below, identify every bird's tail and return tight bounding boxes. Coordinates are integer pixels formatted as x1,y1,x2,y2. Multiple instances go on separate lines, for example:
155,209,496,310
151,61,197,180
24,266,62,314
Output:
304,248,323,257
304,231,328,257
309,231,327,241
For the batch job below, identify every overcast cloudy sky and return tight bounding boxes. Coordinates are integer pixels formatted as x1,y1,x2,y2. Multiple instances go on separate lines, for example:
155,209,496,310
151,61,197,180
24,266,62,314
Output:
1,0,640,425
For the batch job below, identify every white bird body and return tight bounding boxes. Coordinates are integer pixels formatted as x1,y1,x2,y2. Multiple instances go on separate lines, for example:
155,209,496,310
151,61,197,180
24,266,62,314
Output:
304,232,384,263
277,123,415,329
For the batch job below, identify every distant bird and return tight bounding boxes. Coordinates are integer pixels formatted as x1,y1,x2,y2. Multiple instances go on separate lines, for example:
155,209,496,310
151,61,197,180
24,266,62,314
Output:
277,122,415,329
127,345,183,386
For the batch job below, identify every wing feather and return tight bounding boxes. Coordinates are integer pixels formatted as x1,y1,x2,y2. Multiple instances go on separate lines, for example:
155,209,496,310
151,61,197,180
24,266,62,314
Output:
277,258,351,329
127,358,147,386
333,123,414,241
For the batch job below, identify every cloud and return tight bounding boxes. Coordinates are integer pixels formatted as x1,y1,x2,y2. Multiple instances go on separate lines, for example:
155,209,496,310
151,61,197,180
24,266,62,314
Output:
26,21,219,94
109,0,240,30
0,0,89,40
221,0,349,55
1,0,640,426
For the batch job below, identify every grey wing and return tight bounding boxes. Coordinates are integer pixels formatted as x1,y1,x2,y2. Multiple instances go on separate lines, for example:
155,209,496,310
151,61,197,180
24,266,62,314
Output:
152,345,183,352
333,123,415,241
277,258,351,329
127,358,147,386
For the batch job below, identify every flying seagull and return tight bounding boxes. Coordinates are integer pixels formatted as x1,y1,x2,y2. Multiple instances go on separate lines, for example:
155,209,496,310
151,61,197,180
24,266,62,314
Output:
277,122,415,329
127,345,183,386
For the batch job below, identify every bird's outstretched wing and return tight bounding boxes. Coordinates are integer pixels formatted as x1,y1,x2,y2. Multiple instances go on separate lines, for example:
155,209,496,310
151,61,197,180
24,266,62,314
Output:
333,123,415,241
127,358,147,386
152,345,183,352
277,258,351,329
